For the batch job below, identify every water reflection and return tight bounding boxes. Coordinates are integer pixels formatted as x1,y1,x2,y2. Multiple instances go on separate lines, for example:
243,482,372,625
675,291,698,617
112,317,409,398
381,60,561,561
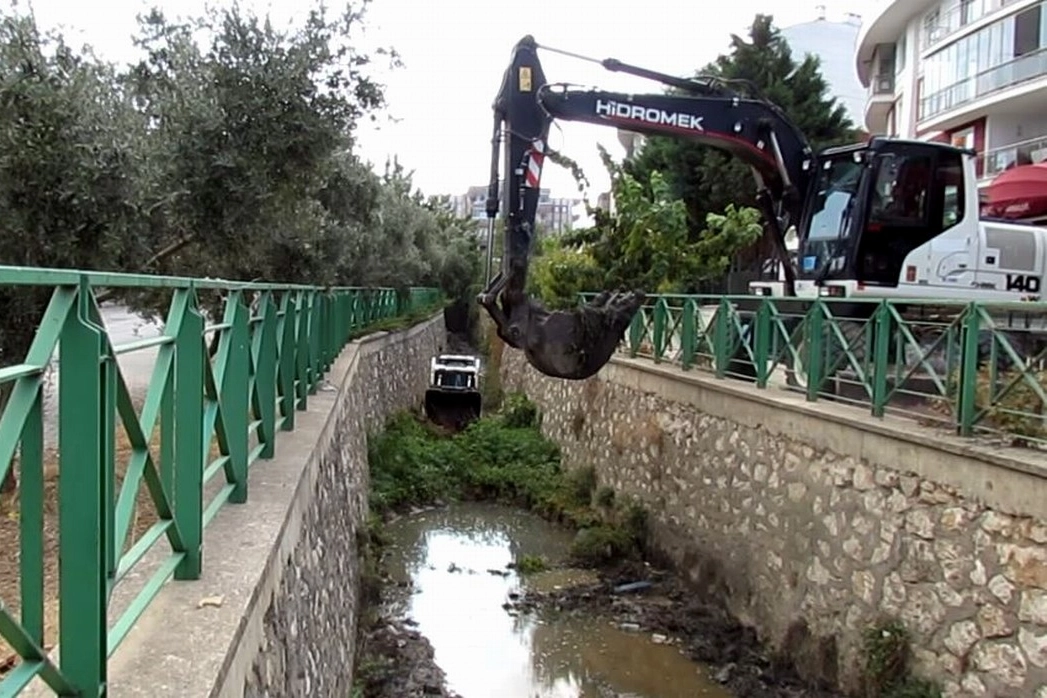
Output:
381,503,733,698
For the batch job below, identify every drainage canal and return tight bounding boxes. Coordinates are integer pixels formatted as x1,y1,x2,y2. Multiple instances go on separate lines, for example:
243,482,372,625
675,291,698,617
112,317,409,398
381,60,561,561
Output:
375,503,731,697
354,393,843,698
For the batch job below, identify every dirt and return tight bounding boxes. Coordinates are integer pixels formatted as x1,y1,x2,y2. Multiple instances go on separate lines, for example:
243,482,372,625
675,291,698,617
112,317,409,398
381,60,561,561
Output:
0,423,223,676
504,561,845,698
354,616,462,698
354,535,843,698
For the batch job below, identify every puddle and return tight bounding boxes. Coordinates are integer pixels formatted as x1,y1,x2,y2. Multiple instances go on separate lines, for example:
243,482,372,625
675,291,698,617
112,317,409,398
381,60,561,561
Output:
381,503,734,698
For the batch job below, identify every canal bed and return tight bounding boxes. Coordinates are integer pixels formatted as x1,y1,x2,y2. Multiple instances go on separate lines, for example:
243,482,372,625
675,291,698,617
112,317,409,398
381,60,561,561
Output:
377,502,733,698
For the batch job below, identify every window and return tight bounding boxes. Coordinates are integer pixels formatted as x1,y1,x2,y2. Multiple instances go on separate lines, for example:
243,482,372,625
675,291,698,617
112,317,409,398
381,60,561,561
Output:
938,152,966,229
919,2,1047,119
869,153,932,226
961,0,975,25
799,152,865,275
951,126,975,149
1015,5,1042,56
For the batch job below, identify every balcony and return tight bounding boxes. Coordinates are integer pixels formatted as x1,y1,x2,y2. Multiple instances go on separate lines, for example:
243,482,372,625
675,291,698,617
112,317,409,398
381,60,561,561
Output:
921,0,1021,51
864,73,897,132
978,133,1047,180
919,46,1047,122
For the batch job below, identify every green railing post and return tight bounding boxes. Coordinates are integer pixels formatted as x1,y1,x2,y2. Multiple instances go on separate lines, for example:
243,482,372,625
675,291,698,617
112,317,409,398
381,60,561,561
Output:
653,298,667,363
957,302,982,436
805,301,825,402
713,297,730,378
755,299,771,388
173,287,204,580
680,298,696,369
628,310,643,357
218,290,250,504
101,304,118,590
308,290,322,392
20,389,44,650
871,301,891,417
58,277,106,695
254,291,278,460
294,290,311,409
278,291,297,430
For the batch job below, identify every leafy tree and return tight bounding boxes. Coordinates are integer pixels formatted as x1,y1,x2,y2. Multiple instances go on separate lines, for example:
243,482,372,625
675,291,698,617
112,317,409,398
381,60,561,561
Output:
0,2,483,494
624,13,859,266
123,3,393,289
0,14,154,491
531,147,762,308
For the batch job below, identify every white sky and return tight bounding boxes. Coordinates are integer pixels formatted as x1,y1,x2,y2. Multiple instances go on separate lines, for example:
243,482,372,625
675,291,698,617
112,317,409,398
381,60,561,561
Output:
26,0,866,203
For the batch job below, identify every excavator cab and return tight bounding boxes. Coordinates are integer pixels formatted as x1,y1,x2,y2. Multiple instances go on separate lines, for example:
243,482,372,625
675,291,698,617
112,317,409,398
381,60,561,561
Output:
794,138,971,295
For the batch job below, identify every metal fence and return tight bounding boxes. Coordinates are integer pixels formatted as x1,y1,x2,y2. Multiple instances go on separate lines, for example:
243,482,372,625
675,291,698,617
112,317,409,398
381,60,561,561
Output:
0,265,442,696
583,292,1047,446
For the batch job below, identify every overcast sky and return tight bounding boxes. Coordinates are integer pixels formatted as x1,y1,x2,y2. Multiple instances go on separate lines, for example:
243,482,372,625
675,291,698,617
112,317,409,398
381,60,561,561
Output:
27,0,867,202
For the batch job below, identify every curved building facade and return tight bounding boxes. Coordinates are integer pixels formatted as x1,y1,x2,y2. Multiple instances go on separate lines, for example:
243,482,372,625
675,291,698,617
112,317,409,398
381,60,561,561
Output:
855,0,1047,187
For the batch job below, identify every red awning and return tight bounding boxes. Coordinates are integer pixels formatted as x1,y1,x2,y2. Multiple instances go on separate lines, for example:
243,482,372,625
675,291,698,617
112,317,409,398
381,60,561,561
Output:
983,162,1047,219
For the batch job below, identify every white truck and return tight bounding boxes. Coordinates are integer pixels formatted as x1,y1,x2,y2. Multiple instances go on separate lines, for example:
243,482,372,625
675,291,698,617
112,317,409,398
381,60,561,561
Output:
424,354,483,430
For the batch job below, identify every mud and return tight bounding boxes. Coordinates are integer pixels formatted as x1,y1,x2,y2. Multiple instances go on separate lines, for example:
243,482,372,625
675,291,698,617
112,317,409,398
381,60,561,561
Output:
506,561,844,698
354,616,462,698
354,503,844,698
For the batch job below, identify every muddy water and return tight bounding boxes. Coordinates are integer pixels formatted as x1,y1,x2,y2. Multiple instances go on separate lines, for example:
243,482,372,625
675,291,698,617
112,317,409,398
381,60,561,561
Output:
381,503,733,698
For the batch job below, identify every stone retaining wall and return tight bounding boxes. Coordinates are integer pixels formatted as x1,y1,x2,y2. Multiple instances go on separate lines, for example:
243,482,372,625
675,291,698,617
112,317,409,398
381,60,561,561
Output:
86,314,445,698
241,316,444,697
501,346,1047,698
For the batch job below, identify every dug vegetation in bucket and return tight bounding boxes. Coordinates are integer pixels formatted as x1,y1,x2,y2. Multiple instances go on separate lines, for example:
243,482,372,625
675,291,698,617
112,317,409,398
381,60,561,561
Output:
352,394,941,698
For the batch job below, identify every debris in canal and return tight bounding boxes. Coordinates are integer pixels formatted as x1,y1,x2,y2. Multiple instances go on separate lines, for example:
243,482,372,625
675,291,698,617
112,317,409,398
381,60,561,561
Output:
353,618,462,698
504,564,844,698
355,391,866,698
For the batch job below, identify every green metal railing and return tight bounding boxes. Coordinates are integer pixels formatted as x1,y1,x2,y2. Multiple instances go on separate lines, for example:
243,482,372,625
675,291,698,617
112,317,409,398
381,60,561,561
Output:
583,292,1047,445
0,265,441,696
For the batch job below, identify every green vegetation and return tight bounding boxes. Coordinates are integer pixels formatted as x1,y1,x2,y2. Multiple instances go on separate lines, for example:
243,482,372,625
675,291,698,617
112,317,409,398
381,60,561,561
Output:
860,620,942,698
526,12,860,307
513,555,548,575
624,13,861,269
529,152,763,308
367,392,648,567
0,2,484,493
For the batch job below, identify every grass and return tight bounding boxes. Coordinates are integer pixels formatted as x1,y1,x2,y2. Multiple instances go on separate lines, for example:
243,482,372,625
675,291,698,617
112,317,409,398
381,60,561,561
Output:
367,392,648,568
860,619,942,698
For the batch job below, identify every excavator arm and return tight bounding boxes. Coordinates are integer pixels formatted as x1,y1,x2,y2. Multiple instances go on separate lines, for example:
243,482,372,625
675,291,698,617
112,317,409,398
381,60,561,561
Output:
479,35,815,380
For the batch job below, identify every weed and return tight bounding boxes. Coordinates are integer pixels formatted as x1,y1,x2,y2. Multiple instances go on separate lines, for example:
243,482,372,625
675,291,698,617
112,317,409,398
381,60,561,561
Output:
569,524,637,566
501,391,540,429
595,485,615,508
860,619,941,698
367,392,649,569
514,554,548,574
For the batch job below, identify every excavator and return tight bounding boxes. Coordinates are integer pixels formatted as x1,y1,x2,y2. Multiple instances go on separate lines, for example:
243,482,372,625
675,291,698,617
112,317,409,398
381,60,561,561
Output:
478,35,1046,381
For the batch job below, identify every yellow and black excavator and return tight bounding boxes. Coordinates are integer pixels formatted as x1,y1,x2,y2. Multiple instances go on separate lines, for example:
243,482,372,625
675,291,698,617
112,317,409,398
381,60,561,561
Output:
479,36,1012,381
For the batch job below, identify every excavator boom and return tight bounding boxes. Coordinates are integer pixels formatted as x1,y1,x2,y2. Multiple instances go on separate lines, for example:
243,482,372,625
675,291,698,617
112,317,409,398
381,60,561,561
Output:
478,35,815,380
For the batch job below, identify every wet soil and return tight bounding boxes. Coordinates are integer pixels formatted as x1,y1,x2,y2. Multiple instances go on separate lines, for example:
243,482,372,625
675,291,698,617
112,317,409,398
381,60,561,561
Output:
355,616,462,698
506,561,845,698
353,504,843,698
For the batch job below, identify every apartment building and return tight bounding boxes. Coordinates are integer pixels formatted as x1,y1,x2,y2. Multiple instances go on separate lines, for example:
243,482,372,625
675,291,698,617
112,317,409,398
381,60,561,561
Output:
449,185,581,236
855,0,1047,191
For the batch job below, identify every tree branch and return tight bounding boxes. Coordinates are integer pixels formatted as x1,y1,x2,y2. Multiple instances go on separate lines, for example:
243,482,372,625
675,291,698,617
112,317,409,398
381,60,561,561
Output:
95,233,197,305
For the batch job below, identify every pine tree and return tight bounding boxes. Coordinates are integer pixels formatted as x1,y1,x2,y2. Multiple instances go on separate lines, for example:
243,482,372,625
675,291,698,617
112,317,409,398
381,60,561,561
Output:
624,14,860,273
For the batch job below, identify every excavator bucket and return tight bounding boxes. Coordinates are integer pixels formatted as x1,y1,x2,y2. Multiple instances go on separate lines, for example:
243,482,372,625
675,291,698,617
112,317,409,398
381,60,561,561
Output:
477,35,644,380
481,287,644,381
